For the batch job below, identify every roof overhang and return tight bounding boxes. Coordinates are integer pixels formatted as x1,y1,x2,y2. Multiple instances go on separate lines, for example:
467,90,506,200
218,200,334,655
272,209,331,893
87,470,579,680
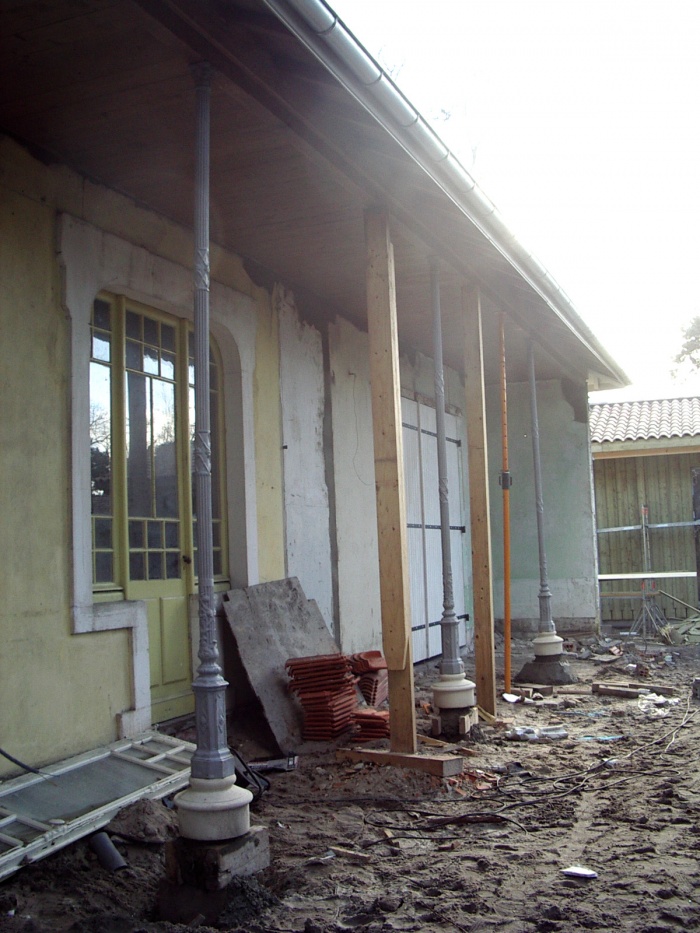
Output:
592,436,700,459
0,0,628,388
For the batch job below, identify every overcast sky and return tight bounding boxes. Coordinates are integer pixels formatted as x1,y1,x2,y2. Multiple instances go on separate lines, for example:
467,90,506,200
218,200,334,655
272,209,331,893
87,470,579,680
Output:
330,0,700,400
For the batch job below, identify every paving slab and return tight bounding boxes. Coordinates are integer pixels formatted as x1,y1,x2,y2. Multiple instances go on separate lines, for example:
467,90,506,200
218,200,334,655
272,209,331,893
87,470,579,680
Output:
223,577,339,752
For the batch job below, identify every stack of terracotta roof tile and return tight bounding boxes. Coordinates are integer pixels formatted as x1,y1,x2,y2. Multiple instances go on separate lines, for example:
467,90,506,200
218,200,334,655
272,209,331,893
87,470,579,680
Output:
350,651,389,707
353,709,390,741
285,654,357,741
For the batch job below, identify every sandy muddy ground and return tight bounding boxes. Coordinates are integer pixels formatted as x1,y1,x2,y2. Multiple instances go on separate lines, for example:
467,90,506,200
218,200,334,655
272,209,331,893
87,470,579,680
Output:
3,634,700,933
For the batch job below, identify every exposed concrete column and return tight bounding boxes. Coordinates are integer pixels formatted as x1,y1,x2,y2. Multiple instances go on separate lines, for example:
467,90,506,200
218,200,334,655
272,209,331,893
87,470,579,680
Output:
365,209,417,754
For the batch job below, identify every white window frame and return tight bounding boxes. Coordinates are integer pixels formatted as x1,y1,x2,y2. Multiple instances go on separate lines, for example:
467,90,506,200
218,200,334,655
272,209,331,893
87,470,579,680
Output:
58,214,258,736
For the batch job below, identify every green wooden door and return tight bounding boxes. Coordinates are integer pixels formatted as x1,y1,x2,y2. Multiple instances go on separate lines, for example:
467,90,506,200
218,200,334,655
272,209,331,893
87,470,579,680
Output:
122,305,193,721
90,295,228,723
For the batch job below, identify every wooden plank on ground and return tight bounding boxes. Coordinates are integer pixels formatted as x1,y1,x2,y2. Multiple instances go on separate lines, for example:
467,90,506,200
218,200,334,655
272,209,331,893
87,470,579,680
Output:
463,286,496,716
365,209,417,754
336,748,464,777
592,681,675,697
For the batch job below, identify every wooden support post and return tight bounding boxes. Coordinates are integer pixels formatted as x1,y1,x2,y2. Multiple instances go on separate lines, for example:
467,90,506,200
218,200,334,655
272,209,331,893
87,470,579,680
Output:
462,286,497,716
365,209,417,754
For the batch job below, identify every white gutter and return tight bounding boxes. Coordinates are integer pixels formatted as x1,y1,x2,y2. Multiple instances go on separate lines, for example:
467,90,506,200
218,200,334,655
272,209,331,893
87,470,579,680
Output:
261,0,627,384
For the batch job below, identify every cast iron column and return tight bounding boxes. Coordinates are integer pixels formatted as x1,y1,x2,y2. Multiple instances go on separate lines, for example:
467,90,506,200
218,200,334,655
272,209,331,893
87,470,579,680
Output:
528,340,555,635
429,260,475,731
190,61,235,782
514,341,573,685
431,260,463,674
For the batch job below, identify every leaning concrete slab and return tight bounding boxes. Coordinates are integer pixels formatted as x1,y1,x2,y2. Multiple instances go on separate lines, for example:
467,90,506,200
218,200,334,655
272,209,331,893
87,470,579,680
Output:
223,578,340,752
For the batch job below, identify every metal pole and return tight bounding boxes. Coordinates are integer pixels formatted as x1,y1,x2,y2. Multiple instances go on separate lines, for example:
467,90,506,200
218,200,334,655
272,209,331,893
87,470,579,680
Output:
694,468,700,606
528,340,555,634
190,62,235,781
430,259,464,676
499,315,512,691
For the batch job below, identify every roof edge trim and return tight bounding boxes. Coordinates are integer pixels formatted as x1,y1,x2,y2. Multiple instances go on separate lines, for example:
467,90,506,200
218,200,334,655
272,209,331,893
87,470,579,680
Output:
261,0,628,386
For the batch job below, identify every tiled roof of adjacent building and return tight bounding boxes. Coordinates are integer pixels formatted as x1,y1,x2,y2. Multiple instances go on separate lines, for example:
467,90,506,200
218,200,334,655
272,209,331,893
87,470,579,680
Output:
589,397,700,444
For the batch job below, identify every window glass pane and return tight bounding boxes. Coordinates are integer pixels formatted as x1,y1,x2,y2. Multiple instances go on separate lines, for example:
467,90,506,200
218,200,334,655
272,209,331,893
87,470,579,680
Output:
153,380,178,518
212,523,220,549
161,352,175,381
213,551,222,576
126,311,141,339
165,522,179,549
166,552,181,579
95,552,113,583
148,521,162,548
211,391,221,519
93,299,111,332
143,345,159,376
92,333,111,362
143,316,158,347
161,323,176,352
148,552,164,580
189,386,197,519
129,520,144,549
129,552,146,581
126,339,141,371
94,518,112,549
126,371,152,517
90,362,112,517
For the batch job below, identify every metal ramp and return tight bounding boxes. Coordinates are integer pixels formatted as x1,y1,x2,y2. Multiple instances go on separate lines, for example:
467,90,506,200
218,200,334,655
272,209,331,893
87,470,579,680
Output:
0,732,194,881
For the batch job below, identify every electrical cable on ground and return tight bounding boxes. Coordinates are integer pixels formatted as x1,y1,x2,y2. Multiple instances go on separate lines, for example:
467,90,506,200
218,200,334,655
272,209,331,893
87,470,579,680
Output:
0,746,54,779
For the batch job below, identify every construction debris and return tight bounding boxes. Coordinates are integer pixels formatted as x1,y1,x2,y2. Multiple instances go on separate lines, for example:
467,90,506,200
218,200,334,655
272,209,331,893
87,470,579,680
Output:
660,615,700,645
352,710,390,742
592,681,676,698
285,654,357,741
350,651,389,707
223,578,341,751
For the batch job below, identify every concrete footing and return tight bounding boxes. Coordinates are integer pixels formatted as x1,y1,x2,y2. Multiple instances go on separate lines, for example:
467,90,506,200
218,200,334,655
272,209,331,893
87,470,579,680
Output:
514,656,577,686
165,825,270,892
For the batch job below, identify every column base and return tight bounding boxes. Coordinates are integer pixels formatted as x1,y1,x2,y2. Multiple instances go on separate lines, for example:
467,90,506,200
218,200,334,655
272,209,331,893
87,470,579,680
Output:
431,674,477,738
432,673,476,710
175,776,253,841
532,632,564,657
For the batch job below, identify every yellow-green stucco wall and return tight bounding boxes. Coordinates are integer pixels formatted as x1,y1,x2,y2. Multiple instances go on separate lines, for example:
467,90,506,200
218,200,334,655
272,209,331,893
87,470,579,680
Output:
0,137,284,774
